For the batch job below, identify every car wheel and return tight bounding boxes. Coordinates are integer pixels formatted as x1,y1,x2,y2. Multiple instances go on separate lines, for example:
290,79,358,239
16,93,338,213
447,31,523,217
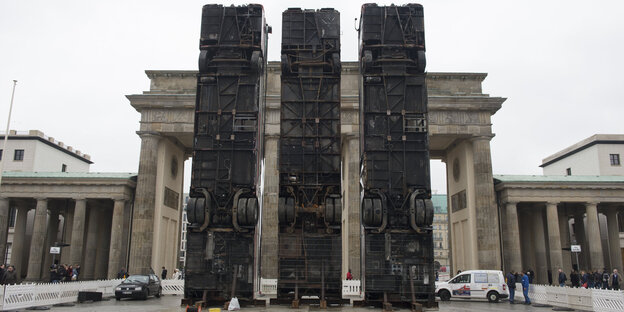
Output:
439,289,451,301
487,291,500,303
143,289,149,300
155,287,162,298
115,296,121,301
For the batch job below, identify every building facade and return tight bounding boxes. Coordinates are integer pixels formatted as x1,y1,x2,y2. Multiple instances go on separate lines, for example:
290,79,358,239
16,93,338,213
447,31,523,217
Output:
432,194,450,281
541,134,624,176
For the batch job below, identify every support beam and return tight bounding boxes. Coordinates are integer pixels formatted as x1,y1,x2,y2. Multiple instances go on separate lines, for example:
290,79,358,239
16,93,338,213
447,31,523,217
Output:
25,198,48,281
585,202,604,271
546,202,563,285
129,132,160,275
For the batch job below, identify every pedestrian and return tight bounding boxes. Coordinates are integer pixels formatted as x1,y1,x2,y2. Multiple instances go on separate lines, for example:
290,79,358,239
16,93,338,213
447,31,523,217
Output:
570,270,580,287
602,268,610,289
172,269,181,280
0,264,5,285
558,268,567,287
581,270,588,288
588,270,595,288
346,269,353,280
2,265,18,285
66,265,73,281
117,267,128,279
506,271,516,304
58,264,67,282
593,270,602,289
610,269,622,290
72,264,80,281
528,269,535,284
50,264,59,283
522,272,531,305
161,266,167,280
457,270,462,275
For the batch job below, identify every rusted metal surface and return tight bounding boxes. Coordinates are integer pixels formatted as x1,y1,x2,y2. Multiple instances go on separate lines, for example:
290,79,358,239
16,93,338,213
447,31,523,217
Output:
277,8,342,304
185,4,268,307
359,3,436,308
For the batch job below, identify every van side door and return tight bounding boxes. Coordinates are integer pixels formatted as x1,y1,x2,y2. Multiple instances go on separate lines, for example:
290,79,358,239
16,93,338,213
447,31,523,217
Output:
450,273,471,298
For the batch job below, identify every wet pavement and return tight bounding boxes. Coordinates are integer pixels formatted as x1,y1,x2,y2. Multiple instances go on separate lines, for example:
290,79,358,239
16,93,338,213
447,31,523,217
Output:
22,295,577,312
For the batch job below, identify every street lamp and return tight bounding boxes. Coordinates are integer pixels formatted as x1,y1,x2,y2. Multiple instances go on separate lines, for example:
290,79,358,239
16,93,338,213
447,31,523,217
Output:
0,80,18,187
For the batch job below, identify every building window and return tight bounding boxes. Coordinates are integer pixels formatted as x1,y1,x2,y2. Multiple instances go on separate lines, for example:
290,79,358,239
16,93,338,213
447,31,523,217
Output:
14,149,24,161
0,149,3,160
62,164,67,172
566,168,571,176
610,154,621,166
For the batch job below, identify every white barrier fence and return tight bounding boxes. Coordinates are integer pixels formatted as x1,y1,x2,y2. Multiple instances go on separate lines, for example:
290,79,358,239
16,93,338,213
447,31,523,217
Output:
513,283,624,312
342,279,361,298
0,279,184,311
260,278,277,296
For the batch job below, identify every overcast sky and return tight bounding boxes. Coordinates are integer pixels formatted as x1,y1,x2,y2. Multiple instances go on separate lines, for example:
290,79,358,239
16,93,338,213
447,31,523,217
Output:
1,0,623,194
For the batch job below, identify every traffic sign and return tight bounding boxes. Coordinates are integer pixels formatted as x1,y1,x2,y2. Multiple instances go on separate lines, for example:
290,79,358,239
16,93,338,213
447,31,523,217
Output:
571,245,581,252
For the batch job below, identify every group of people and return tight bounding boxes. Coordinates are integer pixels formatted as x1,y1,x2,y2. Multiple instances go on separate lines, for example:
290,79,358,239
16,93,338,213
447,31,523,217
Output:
49,263,81,283
558,268,622,290
0,264,19,285
505,270,532,305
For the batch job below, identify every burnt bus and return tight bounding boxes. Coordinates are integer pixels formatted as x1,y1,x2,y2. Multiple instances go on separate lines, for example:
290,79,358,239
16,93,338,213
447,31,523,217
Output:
184,4,269,307
277,8,342,308
358,3,436,310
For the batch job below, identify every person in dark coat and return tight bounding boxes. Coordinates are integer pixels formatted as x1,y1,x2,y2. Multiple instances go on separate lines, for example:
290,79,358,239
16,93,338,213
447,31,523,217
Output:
570,270,580,287
506,271,516,304
602,269,610,289
593,271,602,288
558,268,567,287
2,266,18,285
610,269,622,290
581,270,589,288
521,272,531,305
161,266,167,280
527,269,535,284
117,268,128,279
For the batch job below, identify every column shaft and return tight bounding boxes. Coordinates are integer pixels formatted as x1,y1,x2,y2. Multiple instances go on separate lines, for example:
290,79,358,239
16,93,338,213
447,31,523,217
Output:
558,209,573,275
546,202,563,285
574,215,587,270
0,198,10,264
11,205,29,279
70,199,87,266
606,209,623,271
83,207,100,279
346,136,361,278
505,202,522,273
260,136,279,279
43,210,60,273
94,208,112,279
60,208,74,265
108,199,126,279
129,133,160,275
585,202,604,271
25,198,48,281
471,137,501,269
533,208,548,284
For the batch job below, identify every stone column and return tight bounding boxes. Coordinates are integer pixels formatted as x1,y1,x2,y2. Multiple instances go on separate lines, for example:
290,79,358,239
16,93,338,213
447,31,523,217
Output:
129,132,161,275
470,136,501,269
504,201,522,273
261,134,279,280
558,209,573,275
546,202,563,284
0,197,10,264
43,209,60,271
108,199,126,279
11,205,29,278
573,214,587,270
606,208,622,271
25,198,48,281
83,205,100,279
70,198,87,266
94,207,112,279
585,202,604,271
60,208,74,265
532,208,548,284
345,135,361,278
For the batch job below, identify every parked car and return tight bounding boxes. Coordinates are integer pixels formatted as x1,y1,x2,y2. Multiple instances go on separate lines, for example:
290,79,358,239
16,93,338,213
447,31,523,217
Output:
435,270,509,303
115,274,162,300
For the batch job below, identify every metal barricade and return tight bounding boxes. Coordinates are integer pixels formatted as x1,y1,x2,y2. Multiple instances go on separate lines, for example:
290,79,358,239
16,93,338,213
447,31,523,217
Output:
161,279,184,295
592,288,624,312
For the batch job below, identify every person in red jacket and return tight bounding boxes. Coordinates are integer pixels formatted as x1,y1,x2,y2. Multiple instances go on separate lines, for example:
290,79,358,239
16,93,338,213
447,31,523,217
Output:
346,269,353,280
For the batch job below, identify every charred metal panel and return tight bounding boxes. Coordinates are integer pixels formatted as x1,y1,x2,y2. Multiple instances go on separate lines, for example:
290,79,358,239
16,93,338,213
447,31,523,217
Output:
278,8,342,304
185,4,268,306
359,3,436,308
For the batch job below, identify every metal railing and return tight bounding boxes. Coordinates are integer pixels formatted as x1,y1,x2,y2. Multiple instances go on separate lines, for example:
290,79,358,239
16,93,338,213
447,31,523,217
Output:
514,283,624,312
0,279,184,311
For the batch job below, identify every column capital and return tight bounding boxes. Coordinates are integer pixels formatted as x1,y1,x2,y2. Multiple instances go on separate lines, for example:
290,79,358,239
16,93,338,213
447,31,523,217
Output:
585,201,600,207
73,197,87,202
136,131,161,139
546,201,559,207
469,134,495,142
34,197,48,202
505,201,518,206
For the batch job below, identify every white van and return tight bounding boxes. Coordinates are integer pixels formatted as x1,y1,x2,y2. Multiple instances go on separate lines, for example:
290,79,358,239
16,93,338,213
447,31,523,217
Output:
435,270,509,303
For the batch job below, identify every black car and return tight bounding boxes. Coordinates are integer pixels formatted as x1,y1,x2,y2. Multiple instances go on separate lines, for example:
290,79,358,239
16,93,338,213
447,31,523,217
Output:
115,274,162,300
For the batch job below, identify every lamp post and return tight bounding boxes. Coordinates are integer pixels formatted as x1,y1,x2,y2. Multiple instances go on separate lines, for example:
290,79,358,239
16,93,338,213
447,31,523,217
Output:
0,80,18,187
